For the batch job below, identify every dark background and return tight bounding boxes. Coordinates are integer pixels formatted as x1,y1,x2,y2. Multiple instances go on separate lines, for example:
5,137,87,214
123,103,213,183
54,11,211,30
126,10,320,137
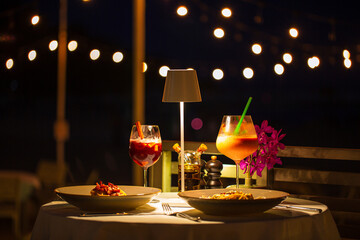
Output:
1,0,359,184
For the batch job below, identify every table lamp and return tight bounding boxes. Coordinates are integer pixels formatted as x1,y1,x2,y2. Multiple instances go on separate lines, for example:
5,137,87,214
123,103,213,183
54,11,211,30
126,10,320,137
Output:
162,69,202,192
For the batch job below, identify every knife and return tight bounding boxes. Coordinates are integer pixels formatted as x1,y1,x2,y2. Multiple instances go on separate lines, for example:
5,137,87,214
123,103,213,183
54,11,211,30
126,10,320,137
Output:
274,204,323,213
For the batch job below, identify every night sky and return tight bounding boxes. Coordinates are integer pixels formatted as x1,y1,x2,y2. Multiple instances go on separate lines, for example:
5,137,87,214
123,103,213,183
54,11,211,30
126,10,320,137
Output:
1,0,359,184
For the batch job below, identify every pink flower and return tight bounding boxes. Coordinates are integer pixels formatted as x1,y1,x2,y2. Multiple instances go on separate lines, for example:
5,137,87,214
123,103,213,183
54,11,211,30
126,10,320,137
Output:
240,120,286,177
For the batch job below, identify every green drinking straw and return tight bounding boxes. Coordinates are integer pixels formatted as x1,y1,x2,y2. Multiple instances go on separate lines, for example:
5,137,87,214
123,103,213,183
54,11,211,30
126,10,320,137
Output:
234,97,253,135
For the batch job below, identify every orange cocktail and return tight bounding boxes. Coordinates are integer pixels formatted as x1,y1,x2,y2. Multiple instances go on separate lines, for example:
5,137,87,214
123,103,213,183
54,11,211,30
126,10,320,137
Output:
216,135,258,164
216,115,258,188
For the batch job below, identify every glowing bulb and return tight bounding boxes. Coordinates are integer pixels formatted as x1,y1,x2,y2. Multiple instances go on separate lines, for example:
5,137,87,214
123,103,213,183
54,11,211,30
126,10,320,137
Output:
31,15,40,25
68,40,78,51
177,6,188,16
143,62,147,72
212,68,224,80
221,8,232,18
343,49,350,59
159,66,170,77
6,59,14,69
307,57,316,69
28,50,37,61
90,49,100,60
274,64,284,75
112,52,124,63
214,28,225,38
289,28,299,38
251,43,262,54
283,53,292,64
243,67,254,79
49,40,58,51
344,58,352,68
312,56,320,67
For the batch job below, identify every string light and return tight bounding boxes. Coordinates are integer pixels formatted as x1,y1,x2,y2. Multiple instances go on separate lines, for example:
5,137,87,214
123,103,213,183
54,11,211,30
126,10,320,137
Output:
344,58,351,68
343,49,350,59
31,15,40,25
177,6,188,16
243,67,254,79
274,64,284,75
312,56,320,67
90,49,100,60
112,51,124,63
289,27,299,38
6,59,14,69
221,8,232,18
251,43,262,54
143,62,147,72
159,66,170,77
49,40,58,51
307,56,320,69
282,53,293,64
28,50,37,61
68,40,78,51
212,68,224,80
213,28,225,38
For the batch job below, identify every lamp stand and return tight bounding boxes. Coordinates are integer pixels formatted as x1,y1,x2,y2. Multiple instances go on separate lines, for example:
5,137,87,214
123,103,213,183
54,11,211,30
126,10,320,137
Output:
180,101,185,192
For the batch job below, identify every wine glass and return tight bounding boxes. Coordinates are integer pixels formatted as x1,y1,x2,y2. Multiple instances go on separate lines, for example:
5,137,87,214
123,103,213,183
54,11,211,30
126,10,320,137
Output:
216,115,258,188
129,125,162,187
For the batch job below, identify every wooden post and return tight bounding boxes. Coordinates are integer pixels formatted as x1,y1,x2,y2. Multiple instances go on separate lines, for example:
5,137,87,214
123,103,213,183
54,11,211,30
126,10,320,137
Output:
132,0,146,186
54,0,69,186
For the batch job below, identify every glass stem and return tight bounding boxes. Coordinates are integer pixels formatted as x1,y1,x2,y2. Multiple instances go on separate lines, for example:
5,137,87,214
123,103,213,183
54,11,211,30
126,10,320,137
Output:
143,168,147,187
236,162,240,189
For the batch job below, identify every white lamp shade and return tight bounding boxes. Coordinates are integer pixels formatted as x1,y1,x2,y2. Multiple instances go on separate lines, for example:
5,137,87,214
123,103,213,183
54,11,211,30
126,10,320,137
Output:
162,69,202,102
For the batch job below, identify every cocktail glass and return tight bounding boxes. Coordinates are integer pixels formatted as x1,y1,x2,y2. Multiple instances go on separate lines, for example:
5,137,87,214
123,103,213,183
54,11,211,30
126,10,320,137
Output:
216,115,258,188
129,125,162,187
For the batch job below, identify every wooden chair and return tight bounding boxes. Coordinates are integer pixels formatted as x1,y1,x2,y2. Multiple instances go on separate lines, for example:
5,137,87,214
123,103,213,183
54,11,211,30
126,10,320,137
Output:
0,177,22,239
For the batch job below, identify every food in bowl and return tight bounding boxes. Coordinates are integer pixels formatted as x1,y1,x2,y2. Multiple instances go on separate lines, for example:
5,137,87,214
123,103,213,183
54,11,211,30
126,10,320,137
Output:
90,182,127,196
203,190,254,200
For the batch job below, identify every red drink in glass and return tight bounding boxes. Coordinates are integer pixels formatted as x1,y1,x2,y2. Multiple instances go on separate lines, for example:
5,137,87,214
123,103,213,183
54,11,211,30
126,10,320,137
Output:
129,139,162,169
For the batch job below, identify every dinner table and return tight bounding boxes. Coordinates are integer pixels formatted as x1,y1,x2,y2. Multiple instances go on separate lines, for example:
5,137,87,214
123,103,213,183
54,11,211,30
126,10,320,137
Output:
31,191,340,240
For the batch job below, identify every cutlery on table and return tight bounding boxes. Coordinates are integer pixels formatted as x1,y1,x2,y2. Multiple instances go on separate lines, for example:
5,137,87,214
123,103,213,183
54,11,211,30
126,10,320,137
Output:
274,204,323,213
162,202,201,221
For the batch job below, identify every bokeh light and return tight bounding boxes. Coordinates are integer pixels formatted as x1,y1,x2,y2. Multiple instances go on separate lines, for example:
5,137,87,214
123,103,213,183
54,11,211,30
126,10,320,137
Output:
251,43,262,54
274,64,284,75
177,6,188,16
344,58,352,68
283,53,293,64
112,52,124,63
289,28,299,38
212,68,224,80
221,8,232,18
68,40,78,51
143,62,147,72
191,118,203,130
31,15,40,25
343,49,350,59
243,67,254,79
214,28,225,38
28,50,37,61
90,49,100,60
49,40,58,51
6,59,14,69
159,66,170,77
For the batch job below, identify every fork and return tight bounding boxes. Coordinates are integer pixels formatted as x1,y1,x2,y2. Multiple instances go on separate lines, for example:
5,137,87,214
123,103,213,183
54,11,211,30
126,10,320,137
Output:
161,202,200,221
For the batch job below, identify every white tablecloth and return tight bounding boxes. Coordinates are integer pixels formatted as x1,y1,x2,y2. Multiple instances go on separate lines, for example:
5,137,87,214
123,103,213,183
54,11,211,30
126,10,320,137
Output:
31,192,340,240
